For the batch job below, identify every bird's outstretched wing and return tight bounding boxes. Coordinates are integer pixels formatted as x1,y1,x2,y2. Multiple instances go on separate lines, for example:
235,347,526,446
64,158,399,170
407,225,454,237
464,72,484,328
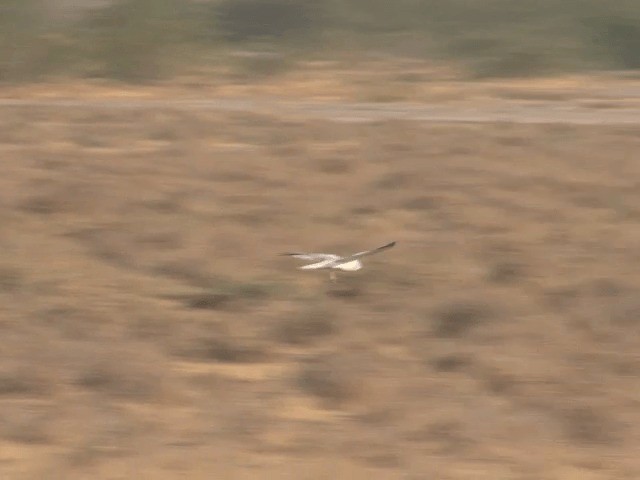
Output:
343,241,396,261
280,252,341,261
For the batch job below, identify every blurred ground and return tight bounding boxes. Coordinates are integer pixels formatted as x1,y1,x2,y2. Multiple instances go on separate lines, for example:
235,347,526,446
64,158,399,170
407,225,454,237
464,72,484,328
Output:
2,75,640,479
3,62,640,105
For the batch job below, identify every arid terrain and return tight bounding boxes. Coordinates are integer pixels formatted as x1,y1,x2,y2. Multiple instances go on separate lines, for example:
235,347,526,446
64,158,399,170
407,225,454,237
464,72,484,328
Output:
2,79,640,479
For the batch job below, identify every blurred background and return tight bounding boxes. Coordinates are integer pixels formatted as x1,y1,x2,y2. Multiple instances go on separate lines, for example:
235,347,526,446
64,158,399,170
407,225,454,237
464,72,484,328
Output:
2,1,640,479
2,0,640,81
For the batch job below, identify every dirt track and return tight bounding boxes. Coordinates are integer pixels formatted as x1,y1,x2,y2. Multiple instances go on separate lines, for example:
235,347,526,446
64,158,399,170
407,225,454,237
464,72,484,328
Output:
2,97,640,124
1,98,640,479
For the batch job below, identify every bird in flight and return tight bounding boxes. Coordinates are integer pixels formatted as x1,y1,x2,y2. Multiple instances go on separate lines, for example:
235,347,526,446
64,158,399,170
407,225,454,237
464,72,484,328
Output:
280,241,396,282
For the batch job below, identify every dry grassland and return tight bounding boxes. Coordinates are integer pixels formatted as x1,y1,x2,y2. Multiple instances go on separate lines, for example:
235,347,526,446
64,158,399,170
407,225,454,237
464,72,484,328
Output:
1,101,640,479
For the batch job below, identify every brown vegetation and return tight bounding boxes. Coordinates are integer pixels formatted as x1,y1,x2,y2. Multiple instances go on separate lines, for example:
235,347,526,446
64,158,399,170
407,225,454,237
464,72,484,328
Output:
2,100,640,479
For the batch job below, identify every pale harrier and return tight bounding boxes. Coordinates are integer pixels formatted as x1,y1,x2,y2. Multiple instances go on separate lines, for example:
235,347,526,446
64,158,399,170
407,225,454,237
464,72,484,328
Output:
280,241,396,282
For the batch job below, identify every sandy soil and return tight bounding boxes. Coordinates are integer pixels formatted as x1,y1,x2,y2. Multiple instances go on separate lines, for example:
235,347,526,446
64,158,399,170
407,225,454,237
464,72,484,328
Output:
1,86,640,479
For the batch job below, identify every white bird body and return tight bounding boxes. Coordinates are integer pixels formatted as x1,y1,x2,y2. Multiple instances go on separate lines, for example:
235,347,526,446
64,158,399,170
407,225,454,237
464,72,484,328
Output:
281,241,395,281
299,258,363,271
